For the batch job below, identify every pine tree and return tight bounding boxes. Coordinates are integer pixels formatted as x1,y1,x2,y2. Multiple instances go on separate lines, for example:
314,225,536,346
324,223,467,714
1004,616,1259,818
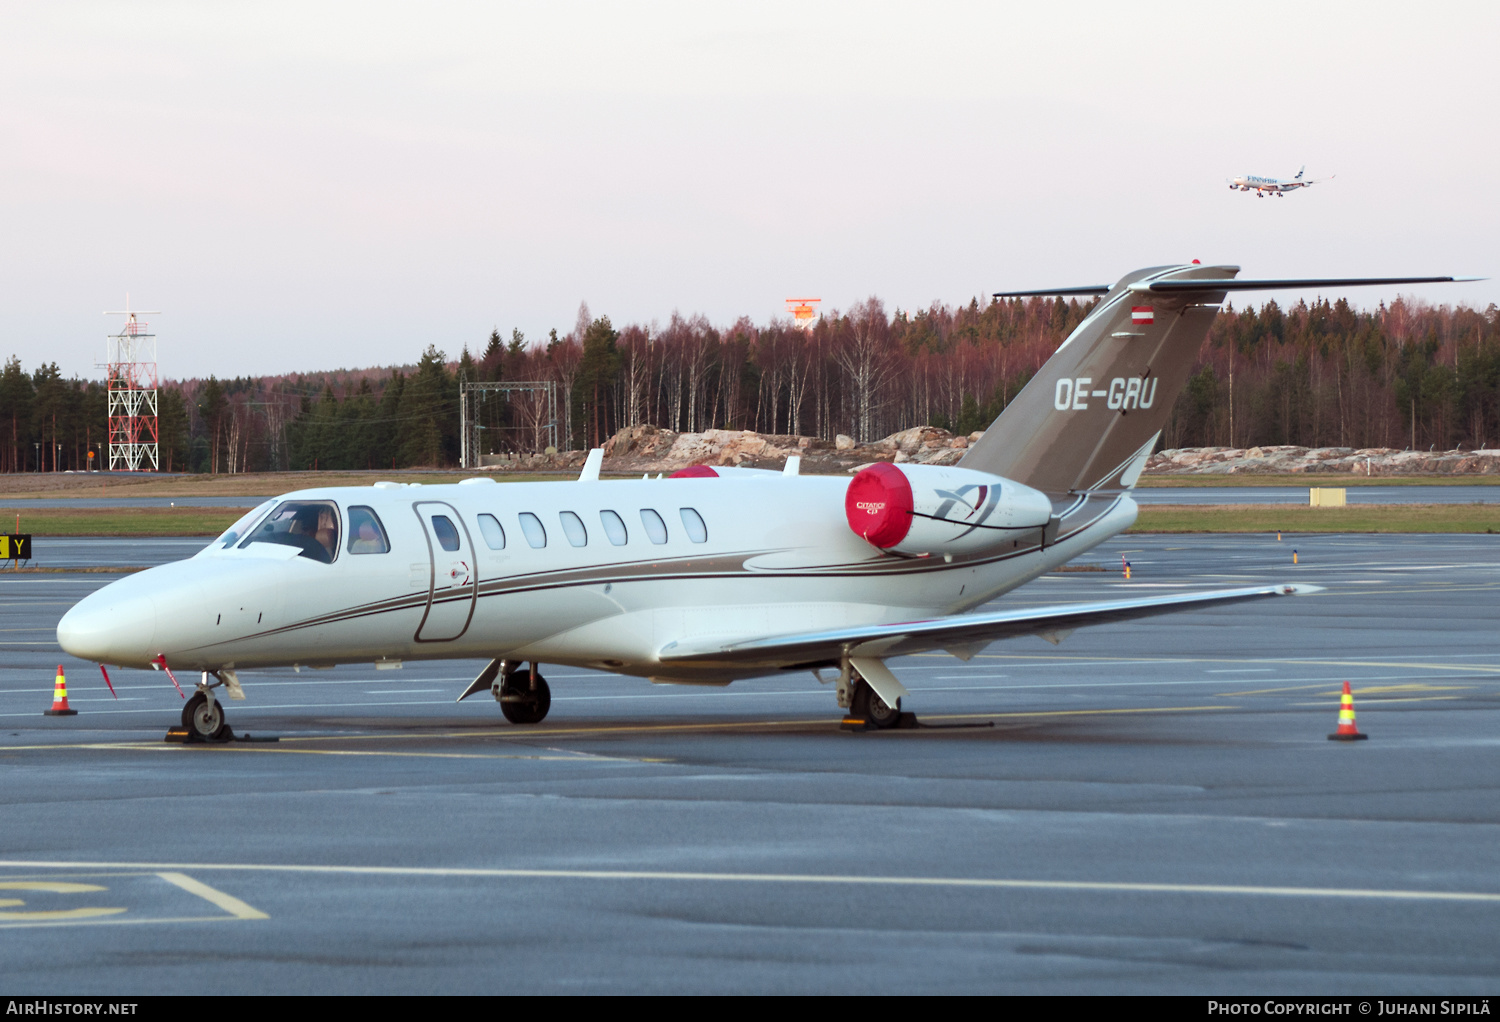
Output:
0,357,34,472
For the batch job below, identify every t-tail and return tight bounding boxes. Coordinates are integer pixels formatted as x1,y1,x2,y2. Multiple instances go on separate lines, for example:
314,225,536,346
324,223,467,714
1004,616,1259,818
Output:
961,264,1473,497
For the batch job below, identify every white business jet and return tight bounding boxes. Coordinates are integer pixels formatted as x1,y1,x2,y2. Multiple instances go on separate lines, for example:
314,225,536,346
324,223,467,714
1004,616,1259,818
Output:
1228,166,1331,196
57,265,1469,739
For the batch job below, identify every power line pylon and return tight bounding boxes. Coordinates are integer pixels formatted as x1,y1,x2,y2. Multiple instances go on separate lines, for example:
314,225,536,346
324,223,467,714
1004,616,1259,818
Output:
102,299,160,472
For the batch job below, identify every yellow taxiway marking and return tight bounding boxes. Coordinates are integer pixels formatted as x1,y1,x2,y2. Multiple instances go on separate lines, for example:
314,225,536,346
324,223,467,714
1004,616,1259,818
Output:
928,651,1500,676
1219,681,1476,698
156,872,267,920
1292,696,1462,707
923,706,1227,722
0,871,266,928
1,859,1499,906
207,748,649,763
0,881,125,921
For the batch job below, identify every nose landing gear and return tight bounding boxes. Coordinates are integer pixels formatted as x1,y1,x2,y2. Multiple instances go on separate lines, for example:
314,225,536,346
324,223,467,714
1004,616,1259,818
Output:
182,690,230,741
180,670,237,740
493,662,551,725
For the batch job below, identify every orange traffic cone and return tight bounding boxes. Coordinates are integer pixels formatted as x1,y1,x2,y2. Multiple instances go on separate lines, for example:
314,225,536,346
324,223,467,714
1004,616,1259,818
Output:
44,665,77,717
1327,680,1365,741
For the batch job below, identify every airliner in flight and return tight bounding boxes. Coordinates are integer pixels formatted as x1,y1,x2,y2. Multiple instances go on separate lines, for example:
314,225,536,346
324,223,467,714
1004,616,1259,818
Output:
1228,166,1330,196
57,265,1468,739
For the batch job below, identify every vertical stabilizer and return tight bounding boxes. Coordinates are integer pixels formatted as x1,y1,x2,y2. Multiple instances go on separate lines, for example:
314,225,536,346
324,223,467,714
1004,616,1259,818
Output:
960,264,1236,495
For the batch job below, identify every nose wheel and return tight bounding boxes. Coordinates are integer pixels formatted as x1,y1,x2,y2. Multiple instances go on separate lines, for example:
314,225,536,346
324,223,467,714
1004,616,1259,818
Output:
182,691,231,741
494,665,551,725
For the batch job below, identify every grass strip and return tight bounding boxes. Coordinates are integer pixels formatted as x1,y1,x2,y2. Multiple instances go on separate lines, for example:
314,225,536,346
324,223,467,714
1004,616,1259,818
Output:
1132,504,1500,533
0,507,246,537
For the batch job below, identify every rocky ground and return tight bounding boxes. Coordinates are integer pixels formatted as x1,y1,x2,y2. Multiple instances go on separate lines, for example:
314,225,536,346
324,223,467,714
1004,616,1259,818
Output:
1145,445,1500,476
487,424,980,474
487,426,1500,477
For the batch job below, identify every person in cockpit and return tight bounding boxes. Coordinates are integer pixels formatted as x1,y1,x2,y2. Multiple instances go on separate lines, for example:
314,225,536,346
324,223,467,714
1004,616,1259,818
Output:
288,506,336,563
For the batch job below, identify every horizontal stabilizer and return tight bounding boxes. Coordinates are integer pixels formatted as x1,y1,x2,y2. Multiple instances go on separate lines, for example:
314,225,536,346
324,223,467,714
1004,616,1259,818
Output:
994,275,1478,299
1142,276,1477,293
658,584,1322,669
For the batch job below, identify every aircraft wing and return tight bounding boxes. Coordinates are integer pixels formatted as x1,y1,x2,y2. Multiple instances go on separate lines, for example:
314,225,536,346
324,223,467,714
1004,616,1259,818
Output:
657,584,1321,670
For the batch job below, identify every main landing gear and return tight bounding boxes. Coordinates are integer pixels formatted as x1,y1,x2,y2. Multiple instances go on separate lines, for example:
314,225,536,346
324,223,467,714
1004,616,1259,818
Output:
850,680,902,729
834,658,911,730
493,661,551,725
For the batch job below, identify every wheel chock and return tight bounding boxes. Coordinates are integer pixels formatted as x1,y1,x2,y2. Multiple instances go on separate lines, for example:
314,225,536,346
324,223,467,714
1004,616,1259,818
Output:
840,711,922,732
164,725,278,744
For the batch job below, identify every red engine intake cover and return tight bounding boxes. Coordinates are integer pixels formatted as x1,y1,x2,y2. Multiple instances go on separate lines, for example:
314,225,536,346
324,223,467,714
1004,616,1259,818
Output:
669,465,719,478
845,462,914,548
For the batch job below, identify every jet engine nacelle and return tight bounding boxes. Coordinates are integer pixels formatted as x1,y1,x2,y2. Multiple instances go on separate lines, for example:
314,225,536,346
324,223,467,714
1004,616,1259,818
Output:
844,462,1053,557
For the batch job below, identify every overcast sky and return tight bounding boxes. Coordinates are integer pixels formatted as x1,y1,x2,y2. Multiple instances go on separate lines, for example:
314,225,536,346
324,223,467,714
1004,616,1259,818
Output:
3,1,1496,381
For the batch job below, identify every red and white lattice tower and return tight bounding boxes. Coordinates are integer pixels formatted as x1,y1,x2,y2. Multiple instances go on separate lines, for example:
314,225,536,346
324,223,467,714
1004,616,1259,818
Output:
102,301,160,472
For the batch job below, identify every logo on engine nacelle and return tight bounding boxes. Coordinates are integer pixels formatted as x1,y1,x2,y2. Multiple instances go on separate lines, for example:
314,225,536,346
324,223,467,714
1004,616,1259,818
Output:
1054,376,1158,412
931,483,999,538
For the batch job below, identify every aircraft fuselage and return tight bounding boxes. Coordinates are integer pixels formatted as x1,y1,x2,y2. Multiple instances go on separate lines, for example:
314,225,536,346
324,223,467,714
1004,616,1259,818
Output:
57,473,1135,682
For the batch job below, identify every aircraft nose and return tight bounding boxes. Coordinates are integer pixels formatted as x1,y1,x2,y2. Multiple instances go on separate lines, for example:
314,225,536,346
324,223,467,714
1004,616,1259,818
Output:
56,583,158,665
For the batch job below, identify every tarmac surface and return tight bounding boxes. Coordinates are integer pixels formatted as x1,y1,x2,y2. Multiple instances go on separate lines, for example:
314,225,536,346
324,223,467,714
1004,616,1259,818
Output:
1,533,1498,993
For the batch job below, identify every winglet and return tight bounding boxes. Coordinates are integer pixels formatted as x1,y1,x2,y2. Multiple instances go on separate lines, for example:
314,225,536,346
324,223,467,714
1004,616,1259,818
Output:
578,449,603,482
783,456,801,477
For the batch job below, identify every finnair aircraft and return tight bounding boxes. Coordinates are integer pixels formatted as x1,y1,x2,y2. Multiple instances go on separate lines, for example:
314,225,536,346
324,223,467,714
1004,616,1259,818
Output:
1228,166,1329,196
57,265,1467,739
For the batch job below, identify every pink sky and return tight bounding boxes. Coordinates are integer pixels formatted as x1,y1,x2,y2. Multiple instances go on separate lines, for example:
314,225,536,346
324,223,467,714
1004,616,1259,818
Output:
2,2,1495,380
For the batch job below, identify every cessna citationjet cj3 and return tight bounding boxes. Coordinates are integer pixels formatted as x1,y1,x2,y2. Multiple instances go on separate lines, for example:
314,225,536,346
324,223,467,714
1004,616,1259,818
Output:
57,265,1469,739
1229,166,1330,196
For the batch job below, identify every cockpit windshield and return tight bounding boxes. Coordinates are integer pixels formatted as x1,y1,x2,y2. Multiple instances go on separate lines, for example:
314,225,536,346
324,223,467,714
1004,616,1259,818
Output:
237,500,342,563
199,500,277,556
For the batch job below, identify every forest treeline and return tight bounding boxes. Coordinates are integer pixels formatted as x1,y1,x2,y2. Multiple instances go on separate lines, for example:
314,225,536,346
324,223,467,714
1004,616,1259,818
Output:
3,294,1498,474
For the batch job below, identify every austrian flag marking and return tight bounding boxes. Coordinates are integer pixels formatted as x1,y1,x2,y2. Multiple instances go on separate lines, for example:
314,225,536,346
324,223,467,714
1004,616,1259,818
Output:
1132,306,1154,325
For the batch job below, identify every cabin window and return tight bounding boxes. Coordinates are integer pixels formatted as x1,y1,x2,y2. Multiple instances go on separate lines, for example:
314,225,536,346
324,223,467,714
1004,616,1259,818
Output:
519,512,547,548
640,508,668,545
559,511,588,547
680,507,708,544
347,506,390,554
599,510,628,546
431,515,461,552
477,513,506,550
238,500,340,564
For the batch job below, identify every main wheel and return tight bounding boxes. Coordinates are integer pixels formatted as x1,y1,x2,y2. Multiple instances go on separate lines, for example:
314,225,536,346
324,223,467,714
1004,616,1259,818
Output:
182,692,230,740
498,672,551,725
850,680,902,729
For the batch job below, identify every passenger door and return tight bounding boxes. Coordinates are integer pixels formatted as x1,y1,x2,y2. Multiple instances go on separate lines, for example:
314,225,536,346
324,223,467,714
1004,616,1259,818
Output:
413,501,477,642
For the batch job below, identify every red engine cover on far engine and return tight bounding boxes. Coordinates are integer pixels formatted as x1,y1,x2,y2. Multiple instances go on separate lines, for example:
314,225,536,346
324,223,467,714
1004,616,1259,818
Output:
845,462,914,548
